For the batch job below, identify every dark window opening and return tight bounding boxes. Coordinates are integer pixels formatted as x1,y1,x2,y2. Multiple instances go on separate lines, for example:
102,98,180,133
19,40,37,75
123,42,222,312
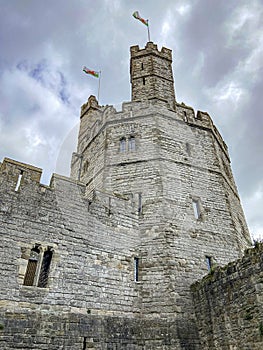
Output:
138,193,142,215
38,247,53,288
142,77,146,85
206,256,212,271
108,197,112,216
134,257,139,282
141,62,144,70
83,337,87,350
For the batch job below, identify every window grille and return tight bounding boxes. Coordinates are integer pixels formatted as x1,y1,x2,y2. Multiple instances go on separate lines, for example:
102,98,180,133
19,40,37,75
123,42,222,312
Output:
23,247,40,286
38,247,53,288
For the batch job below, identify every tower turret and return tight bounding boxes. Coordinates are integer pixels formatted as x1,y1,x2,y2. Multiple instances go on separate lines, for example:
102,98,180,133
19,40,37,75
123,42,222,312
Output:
130,41,176,109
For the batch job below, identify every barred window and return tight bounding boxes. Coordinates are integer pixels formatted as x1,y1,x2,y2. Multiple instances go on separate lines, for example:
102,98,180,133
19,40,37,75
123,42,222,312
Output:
38,247,53,288
23,246,40,286
23,245,53,288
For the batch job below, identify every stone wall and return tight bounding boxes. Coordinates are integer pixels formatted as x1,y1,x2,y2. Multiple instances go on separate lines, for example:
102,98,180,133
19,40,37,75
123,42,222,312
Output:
0,157,141,317
191,243,263,350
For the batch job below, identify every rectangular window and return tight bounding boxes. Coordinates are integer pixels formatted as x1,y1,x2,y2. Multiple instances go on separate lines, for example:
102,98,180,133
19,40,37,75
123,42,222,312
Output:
38,248,53,288
192,199,201,219
186,142,191,156
120,138,126,152
23,259,38,286
134,257,139,282
83,337,87,350
129,136,136,151
138,193,142,215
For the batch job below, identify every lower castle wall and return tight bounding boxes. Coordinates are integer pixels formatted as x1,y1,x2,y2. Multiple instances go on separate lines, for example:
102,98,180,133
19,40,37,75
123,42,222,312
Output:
191,244,263,350
0,310,201,350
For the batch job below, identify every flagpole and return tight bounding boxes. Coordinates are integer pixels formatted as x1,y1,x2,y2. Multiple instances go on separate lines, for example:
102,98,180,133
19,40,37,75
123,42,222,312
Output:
98,71,101,104
147,20,151,42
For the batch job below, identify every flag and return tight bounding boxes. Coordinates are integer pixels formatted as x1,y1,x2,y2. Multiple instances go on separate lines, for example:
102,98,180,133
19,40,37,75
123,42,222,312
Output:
83,66,99,78
132,11,148,26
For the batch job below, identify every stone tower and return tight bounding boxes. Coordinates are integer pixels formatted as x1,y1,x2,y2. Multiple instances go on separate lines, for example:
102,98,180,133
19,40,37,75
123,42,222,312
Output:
130,42,176,108
70,41,252,346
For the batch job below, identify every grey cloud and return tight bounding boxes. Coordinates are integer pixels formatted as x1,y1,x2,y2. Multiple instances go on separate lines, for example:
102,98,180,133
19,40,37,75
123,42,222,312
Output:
0,0,262,238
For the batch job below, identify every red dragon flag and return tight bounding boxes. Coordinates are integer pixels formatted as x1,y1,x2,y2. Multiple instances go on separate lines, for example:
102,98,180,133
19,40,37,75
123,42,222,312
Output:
132,11,148,26
83,66,100,78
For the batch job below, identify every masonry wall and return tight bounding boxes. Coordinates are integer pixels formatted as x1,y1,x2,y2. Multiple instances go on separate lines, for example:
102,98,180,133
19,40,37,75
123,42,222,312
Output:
0,158,143,342
191,243,263,350
72,96,251,322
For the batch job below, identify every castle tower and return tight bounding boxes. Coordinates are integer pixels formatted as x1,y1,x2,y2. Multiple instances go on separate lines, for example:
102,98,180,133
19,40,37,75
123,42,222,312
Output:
130,41,176,108
0,41,256,349
70,42,252,347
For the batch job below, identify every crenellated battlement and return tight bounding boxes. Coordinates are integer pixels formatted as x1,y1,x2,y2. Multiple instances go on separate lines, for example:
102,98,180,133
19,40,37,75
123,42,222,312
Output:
176,102,229,157
1,157,43,182
130,41,172,61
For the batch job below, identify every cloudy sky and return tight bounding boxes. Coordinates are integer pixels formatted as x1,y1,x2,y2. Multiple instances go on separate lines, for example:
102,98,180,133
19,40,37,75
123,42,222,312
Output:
0,0,262,240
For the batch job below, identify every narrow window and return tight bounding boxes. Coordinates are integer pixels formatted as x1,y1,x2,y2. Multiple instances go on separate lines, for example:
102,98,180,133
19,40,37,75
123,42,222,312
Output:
183,111,188,123
206,256,212,271
141,62,144,70
192,199,201,219
15,170,23,192
128,136,136,151
186,142,191,156
38,247,53,288
138,193,142,215
83,337,87,350
142,77,146,85
120,138,126,152
108,197,112,216
134,257,139,282
83,160,89,173
23,246,40,286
